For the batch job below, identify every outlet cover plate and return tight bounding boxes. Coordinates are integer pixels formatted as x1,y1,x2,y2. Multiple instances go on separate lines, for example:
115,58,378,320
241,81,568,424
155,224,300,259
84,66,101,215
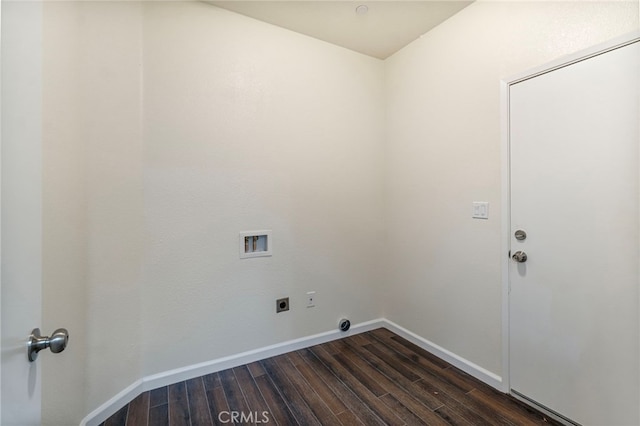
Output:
306,291,316,308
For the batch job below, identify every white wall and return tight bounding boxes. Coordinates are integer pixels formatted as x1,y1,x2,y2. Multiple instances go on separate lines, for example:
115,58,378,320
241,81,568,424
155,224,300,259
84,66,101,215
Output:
80,2,144,414
384,0,639,378
41,1,144,421
140,1,385,377
39,1,385,420
42,3,87,424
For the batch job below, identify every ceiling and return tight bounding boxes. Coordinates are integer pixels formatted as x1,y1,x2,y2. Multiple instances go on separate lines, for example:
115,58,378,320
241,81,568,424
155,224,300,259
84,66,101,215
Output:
207,1,473,59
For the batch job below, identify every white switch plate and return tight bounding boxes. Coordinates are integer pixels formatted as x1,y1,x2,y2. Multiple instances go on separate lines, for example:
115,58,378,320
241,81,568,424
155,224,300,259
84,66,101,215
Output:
472,202,489,219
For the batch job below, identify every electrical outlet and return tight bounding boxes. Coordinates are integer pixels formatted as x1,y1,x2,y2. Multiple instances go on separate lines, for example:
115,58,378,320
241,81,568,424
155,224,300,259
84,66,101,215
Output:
276,297,289,313
306,291,316,308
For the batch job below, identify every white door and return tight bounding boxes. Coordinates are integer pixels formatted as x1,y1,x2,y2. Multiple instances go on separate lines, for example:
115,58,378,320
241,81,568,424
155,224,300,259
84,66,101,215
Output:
1,1,44,424
509,39,640,425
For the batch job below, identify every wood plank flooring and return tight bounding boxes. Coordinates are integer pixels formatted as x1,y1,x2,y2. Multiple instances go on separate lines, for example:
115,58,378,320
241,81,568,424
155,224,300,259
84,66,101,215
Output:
102,328,558,426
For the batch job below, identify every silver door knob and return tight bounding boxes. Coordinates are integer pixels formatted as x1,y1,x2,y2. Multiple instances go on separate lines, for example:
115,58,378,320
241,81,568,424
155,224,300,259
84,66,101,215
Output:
512,251,528,263
28,328,69,362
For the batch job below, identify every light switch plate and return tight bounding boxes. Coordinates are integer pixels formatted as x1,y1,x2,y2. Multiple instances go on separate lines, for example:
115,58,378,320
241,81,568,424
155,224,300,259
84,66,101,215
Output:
472,202,489,219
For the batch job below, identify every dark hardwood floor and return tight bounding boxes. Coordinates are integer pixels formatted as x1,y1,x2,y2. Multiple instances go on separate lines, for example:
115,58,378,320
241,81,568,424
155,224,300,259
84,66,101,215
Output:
102,328,558,426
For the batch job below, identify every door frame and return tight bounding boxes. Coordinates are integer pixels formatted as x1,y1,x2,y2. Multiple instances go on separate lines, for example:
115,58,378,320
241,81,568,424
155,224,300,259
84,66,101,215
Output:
500,30,640,421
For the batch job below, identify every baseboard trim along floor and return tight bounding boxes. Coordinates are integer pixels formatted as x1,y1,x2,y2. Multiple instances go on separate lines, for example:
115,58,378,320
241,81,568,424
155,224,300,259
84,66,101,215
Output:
80,318,503,426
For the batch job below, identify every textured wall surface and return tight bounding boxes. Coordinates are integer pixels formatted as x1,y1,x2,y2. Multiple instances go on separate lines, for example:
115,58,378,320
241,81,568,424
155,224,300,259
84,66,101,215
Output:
40,1,385,420
384,0,639,377
141,1,386,377
41,1,145,421
42,3,87,425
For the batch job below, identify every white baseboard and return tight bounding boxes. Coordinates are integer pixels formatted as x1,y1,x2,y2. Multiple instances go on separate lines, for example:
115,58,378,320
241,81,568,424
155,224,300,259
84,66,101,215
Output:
80,318,503,426
380,319,503,390
80,318,385,426
80,380,143,426
139,318,386,394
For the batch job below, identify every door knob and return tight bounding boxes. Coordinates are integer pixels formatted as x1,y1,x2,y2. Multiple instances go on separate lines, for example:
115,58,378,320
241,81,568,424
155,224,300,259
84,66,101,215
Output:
28,328,69,362
512,251,528,263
